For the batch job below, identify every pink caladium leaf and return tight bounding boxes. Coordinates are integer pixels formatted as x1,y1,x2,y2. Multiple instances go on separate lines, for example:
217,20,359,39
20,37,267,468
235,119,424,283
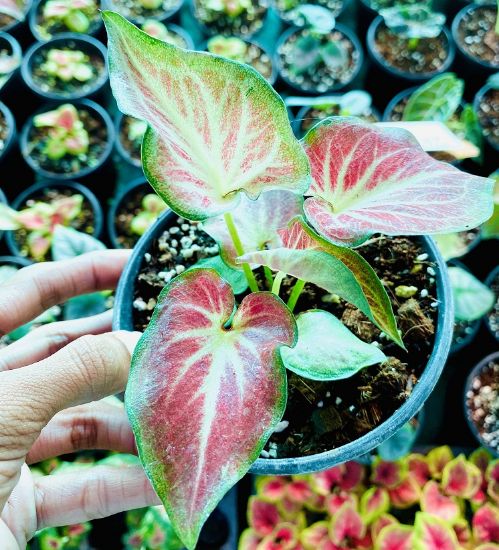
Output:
420,481,460,524
127,269,297,549
0,0,25,20
413,512,459,550
258,523,298,550
427,446,454,479
408,454,431,488
239,217,402,346
473,504,499,544
340,462,365,491
255,477,288,502
475,544,499,550
387,476,421,509
27,232,52,261
487,460,499,505
249,497,282,537
301,117,494,246
300,521,329,550
326,492,358,516
303,493,327,513
239,528,262,550
278,498,304,522
470,448,493,475
441,454,482,499
371,458,408,489
287,479,313,503
376,524,413,550
103,12,310,221
203,190,303,268
329,503,366,547
452,518,471,547
309,465,345,495
371,514,399,540
360,487,390,524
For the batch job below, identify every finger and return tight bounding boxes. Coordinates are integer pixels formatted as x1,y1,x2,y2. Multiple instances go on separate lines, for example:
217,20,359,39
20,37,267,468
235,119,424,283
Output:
0,331,140,511
0,310,114,372
26,399,135,464
34,465,160,529
0,249,130,336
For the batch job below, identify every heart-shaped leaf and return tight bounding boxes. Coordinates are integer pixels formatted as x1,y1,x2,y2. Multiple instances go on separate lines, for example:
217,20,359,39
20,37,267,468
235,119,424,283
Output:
413,512,459,550
193,255,248,294
407,454,431,488
487,461,499,505
371,515,399,541
326,492,358,516
472,504,499,544
103,12,310,221
51,225,105,261
281,310,386,381
448,267,495,322
239,217,401,346
420,481,460,523
427,446,454,479
388,477,421,509
301,117,494,246
376,524,413,550
329,503,366,546
255,477,288,502
239,528,262,550
249,497,282,537
360,487,390,525
453,518,472,547
258,523,298,550
371,458,408,489
203,190,303,268
441,454,482,499
301,521,329,550
127,269,296,549
470,448,492,475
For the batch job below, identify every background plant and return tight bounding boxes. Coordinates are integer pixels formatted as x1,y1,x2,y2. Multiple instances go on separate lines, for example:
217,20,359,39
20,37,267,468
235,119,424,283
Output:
42,0,98,35
40,48,93,83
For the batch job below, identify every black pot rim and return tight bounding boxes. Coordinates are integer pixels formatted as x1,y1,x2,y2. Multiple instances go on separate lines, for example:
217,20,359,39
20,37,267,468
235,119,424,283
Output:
107,177,152,249
464,351,499,457
113,210,453,475
29,0,103,42
21,33,109,101
20,98,114,180
272,0,352,27
0,255,33,267
367,16,455,82
451,3,499,72
114,111,143,169
101,0,184,26
0,31,22,90
484,264,499,342
275,23,364,95
0,0,33,33
0,100,16,162
5,179,104,259
474,83,499,153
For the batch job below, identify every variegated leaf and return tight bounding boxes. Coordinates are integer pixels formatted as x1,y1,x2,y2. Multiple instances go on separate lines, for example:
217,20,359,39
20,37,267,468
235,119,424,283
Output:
103,12,310,221
413,512,459,550
0,0,25,20
127,269,297,549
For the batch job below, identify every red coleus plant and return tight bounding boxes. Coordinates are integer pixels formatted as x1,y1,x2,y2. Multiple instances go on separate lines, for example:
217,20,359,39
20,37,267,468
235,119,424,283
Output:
240,447,499,550
102,11,495,549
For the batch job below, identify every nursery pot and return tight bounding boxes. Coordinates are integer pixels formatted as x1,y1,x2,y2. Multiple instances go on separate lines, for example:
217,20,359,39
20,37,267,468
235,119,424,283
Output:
0,32,22,98
484,265,499,344
20,98,114,181
113,210,454,475
5,180,103,259
0,255,32,268
474,83,499,173
464,351,499,457
101,0,184,26
0,101,16,164
0,0,33,37
21,33,109,101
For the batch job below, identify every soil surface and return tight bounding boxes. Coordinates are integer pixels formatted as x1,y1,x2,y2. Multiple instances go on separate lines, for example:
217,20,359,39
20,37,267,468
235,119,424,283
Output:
119,115,143,165
278,29,360,93
452,319,478,351
374,22,449,74
276,0,344,25
298,104,378,136
110,0,180,22
31,43,105,97
0,110,7,154
466,358,499,454
477,88,499,149
14,188,96,261
194,0,267,37
26,107,108,175
486,271,499,342
132,219,438,458
114,185,153,249
456,6,499,67
0,14,16,29
35,0,101,39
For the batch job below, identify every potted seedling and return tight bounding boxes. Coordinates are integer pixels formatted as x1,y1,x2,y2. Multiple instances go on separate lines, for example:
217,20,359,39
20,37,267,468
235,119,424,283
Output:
485,265,499,343
206,35,275,83
0,0,31,33
21,101,113,180
30,0,101,41
103,0,183,25
102,12,494,549
475,74,499,156
272,0,350,27
0,32,21,94
141,19,194,48
0,100,15,163
192,0,268,38
241,446,499,549
465,352,499,456
276,6,363,93
115,114,147,168
452,2,498,75
0,180,102,261
108,178,168,249
21,33,108,100
367,2,455,84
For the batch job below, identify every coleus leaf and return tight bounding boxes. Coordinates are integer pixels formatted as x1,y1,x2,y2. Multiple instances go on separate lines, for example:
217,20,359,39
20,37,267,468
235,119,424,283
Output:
280,309,386,381
127,269,296,550
239,528,262,550
487,461,499,505
301,117,494,246
360,487,390,524
452,518,471,547
203,190,303,268
239,217,402,346
407,454,431,488
255,477,288,502
371,515,399,541
376,524,413,550
103,12,310,221
420,481,460,524
371,458,408,489
326,492,358,516
413,512,459,550
441,454,482,499
329,503,366,546
448,267,495,322
258,523,298,550
472,504,499,544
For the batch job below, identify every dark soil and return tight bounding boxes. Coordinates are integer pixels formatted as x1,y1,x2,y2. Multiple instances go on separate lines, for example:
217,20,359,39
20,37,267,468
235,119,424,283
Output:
114,186,152,249
119,115,143,165
26,107,108,175
0,110,7,154
275,0,344,25
486,271,499,342
14,188,96,261
31,43,105,97
374,22,449,74
109,0,180,23
0,14,16,30
35,0,101,39
477,88,499,149
456,5,499,67
194,0,267,37
452,319,478,351
466,358,499,454
132,219,438,458
279,29,360,93
298,104,379,136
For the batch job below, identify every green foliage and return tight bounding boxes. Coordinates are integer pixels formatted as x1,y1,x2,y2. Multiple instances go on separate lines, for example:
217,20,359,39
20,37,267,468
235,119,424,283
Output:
130,193,167,237
380,3,445,39
42,0,98,35
41,48,93,83
482,172,499,240
207,35,248,62
449,266,495,322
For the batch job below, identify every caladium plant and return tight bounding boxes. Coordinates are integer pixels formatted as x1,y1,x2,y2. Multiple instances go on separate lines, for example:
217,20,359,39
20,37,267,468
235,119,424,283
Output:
0,0,25,21
40,48,94,83
103,12,495,549
42,0,98,34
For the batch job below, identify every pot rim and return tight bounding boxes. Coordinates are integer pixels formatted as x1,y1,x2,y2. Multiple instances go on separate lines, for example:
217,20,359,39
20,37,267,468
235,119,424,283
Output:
272,0,352,27
0,31,22,90
0,100,16,162
101,0,184,26
473,83,499,153
0,0,33,33
0,255,33,267
113,210,454,475
484,264,499,342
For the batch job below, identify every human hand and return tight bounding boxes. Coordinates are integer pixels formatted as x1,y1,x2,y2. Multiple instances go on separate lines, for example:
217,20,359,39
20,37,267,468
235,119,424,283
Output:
0,251,160,549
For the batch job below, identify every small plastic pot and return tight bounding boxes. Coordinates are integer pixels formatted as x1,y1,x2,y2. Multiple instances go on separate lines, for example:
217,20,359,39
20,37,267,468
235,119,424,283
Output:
464,351,499,457
485,265,499,343
0,32,22,97
21,33,108,101
29,0,103,42
101,0,184,26
0,255,32,268
114,112,143,169
276,24,364,95
474,84,499,153
5,180,103,259
0,0,33,35
0,101,16,164
20,98,114,181
113,212,453,475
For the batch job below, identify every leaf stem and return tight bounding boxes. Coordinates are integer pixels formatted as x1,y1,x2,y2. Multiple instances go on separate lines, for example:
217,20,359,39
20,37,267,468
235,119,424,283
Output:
271,271,286,296
287,279,306,312
263,266,274,290
223,212,259,293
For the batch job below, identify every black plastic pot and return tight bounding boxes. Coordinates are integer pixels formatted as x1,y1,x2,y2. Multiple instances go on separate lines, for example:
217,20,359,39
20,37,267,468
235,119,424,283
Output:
114,112,143,170
0,0,33,35
113,210,453,475
0,32,22,97
0,255,32,268
0,101,16,165
101,0,184,25
474,84,499,167
20,98,114,181
464,351,499,457
485,265,499,344
275,24,364,95
29,0,103,42
5,180,103,259
21,33,108,101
